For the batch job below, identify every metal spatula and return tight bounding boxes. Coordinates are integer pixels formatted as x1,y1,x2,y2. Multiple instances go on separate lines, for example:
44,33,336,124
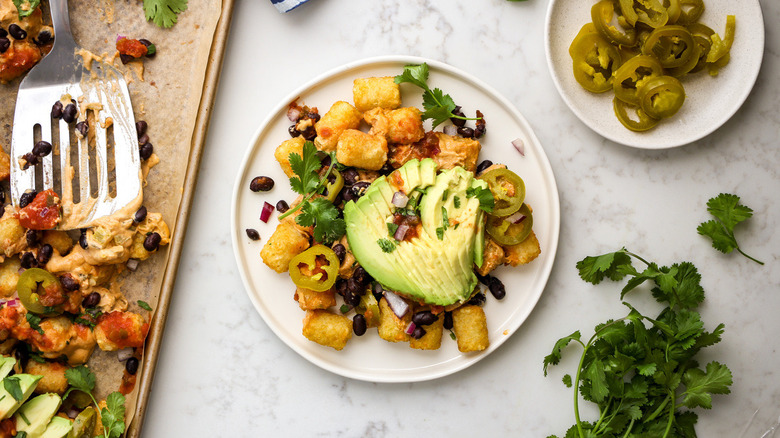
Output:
10,0,142,229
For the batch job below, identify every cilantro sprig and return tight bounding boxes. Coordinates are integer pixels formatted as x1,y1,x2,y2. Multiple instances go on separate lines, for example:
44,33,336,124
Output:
697,193,763,265
12,0,41,18
394,63,481,128
143,0,188,28
279,141,346,245
545,248,732,438
65,366,127,438
466,186,494,213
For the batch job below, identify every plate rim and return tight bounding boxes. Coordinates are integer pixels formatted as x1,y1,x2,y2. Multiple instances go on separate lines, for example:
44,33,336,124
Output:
543,0,766,149
230,55,561,382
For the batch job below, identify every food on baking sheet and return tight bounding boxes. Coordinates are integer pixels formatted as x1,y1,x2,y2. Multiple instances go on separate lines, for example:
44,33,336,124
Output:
0,0,53,84
253,63,541,352
570,0,735,131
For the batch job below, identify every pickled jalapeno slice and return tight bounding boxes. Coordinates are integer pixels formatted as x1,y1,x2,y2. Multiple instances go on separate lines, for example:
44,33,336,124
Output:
637,75,686,119
613,55,664,105
479,168,526,217
17,268,64,314
486,204,534,246
288,245,340,292
642,25,696,69
570,32,623,93
619,0,669,28
613,97,660,132
592,0,638,47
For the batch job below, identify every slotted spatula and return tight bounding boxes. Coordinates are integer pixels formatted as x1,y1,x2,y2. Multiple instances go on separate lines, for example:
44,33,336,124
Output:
10,0,142,229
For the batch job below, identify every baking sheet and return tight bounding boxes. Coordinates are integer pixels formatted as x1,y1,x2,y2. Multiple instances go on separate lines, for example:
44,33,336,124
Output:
0,0,232,435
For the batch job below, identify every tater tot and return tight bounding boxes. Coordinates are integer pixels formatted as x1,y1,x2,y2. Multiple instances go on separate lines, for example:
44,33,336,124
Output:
42,230,73,256
365,107,425,145
336,129,388,171
0,256,20,298
274,137,306,178
477,237,505,276
0,214,26,258
0,149,9,181
452,305,489,352
260,221,310,273
433,133,481,173
409,312,444,350
25,360,69,394
503,230,541,266
352,77,402,112
302,310,352,350
314,101,362,152
378,297,411,343
295,286,337,310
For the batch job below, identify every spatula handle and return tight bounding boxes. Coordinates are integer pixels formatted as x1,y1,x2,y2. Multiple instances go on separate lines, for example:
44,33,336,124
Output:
48,0,76,48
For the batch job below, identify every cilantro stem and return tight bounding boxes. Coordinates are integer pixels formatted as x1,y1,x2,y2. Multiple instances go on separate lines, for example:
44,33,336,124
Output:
736,248,764,265
621,419,636,438
278,155,337,221
662,390,676,438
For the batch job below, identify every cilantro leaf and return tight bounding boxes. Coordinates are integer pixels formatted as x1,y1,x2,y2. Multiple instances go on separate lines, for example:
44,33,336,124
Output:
99,392,127,438
296,198,345,244
466,186,494,213
143,0,188,28
137,300,153,311
3,376,24,401
377,238,396,253
697,193,763,264
288,141,321,195
393,63,429,90
12,0,41,18
576,249,634,285
681,361,733,409
387,222,399,237
65,365,97,396
543,331,581,376
25,313,44,335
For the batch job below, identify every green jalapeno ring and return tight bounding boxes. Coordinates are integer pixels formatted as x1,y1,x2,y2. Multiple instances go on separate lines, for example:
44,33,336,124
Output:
479,168,526,217
17,268,63,315
613,97,660,132
637,75,686,119
613,55,664,105
676,0,705,25
592,0,638,47
570,32,623,93
486,204,534,247
642,25,695,69
288,245,340,292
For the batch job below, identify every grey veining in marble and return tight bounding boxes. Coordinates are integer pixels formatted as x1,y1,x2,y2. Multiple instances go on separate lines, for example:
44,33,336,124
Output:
143,0,780,436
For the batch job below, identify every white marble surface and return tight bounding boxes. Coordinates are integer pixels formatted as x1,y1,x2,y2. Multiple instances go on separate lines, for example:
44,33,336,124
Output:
143,0,780,436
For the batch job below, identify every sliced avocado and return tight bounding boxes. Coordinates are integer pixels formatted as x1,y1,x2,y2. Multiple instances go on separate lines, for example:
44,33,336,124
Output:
40,415,73,438
0,357,16,380
0,374,41,420
345,160,486,306
15,393,62,436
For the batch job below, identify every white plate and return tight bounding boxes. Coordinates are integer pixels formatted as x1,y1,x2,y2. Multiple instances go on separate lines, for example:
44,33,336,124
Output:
544,0,765,149
231,56,560,382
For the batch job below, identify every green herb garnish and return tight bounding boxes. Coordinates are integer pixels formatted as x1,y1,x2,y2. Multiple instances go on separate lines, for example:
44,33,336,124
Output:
466,186,494,213
143,0,188,28
394,63,480,128
12,0,41,18
377,238,396,253
137,300,153,311
3,376,24,402
697,193,763,265
65,366,127,438
25,313,44,335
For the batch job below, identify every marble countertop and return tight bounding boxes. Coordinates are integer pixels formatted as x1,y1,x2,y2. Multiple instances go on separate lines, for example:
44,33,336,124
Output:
143,0,780,436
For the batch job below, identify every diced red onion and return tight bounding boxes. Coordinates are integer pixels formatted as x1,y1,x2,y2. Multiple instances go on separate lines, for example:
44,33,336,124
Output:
6,299,18,307
506,211,526,224
260,202,274,223
126,259,139,271
405,321,417,335
393,224,409,241
117,348,134,362
287,107,301,122
443,125,457,136
383,291,409,318
391,191,408,208
511,138,525,156
116,35,126,42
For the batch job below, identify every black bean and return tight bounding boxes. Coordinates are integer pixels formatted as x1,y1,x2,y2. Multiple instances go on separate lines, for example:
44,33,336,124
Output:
36,244,53,265
78,230,88,249
332,243,346,264
450,106,467,127
0,38,9,54
0,27,6,38
346,277,363,296
33,140,52,157
379,162,394,176
353,266,370,285
34,30,52,45
288,125,301,138
125,357,140,375
349,182,370,200
342,168,359,186
488,277,506,300
51,101,63,119
343,291,361,307
412,311,438,327
14,346,28,366
19,191,36,208
119,53,133,65
457,127,475,138
20,252,36,269
475,160,493,176
60,274,80,292
136,120,148,138
0,190,4,206
306,112,321,123
62,103,77,123
443,311,453,330
139,39,155,58
134,206,147,223
76,120,90,136
138,133,150,146
475,110,486,138
320,155,332,169
8,24,26,40
139,142,154,160
82,292,101,308
21,153,38,169
245,228,260,241
249,176,274,192
412,326,427,339
275,200,289,213
25,230,39,248
468,292,486,306
353,314,367,336
301,126,317,141
143,232,161,251
335,278,347,296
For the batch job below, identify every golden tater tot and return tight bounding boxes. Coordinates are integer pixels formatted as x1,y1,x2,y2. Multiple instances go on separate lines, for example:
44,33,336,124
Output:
410,312,444,350
314,101,362,152
336,129,388,171
274,137,306,178
25,360,69,394
0,256,20,298
302,310,352,350
503,230,541,266
0,214,26,258
260,221,310,273
295,286,337,310
365,107,425,145
378,297,411,343
452,305,489,352
433,133,481,173
352,77,402,112
477,237,505,276
42,230,73,256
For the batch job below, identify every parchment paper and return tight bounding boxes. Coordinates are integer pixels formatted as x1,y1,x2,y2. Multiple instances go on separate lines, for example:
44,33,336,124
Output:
0,0,222,428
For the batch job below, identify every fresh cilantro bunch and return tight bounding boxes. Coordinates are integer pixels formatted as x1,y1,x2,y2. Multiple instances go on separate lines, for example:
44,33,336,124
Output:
65,366,127,438
544,249,732,438
697,193,763,265
143,0,188,28
394,63,481,128
279,141,345,244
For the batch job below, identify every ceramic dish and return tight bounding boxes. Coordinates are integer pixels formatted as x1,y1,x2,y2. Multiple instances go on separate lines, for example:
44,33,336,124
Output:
544,0,765,149
231,56,560,382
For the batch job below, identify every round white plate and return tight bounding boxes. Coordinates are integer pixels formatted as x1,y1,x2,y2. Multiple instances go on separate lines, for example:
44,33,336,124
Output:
231,56,560,382
544,0,765,149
